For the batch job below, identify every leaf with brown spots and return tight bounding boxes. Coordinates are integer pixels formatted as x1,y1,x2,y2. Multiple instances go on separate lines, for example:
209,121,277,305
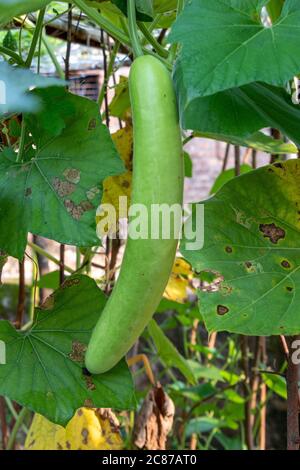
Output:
0,275,135,426
181,159,300,336
25,408,123,450
0,87,124,259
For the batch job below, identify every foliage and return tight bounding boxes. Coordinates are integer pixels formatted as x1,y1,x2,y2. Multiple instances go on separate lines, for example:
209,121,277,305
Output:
0,0,298,452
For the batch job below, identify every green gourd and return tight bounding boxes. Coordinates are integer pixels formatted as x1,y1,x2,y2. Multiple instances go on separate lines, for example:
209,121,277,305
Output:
85,55,183,374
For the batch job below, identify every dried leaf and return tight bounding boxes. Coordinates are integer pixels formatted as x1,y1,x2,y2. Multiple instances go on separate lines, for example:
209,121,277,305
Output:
134,384,175,450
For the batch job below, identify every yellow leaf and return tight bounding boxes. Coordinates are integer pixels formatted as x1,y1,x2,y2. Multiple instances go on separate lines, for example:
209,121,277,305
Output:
109,75,131,120
25,408,123,451
97,125,133,237
164,258,194,303
172,258,193,276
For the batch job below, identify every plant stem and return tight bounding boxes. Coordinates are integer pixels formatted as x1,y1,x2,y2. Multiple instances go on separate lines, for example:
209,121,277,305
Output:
137,22,168,58
42,33,65,79
0,45,24,66
98,39,120,109
16,16,65,79
73,0,130,46
286,336,300,450
28,241,73,274
4,398,28,435
6,407,29,450
16,120,26,163
128,0,143,58
0,397,8,449
15,260,25,329
168,0,185,64
25,8,46,68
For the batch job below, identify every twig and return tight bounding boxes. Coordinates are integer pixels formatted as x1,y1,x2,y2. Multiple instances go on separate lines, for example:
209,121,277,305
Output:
234,146,241,176
0,397,8,449
222,143,230,171
98,38,120,110
100,29,110,127
127,354,156,386
6,407,29,451
259,338,267,450
240,335,254,450
59,244,65,285
286,336,300,450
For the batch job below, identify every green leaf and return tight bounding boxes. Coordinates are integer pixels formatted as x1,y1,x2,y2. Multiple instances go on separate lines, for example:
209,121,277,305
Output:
181,83,300,148
109,76,131,120
0,87,124,259
210,165,253,194
186,417,224,436
148,319,196,384
0,0,50,24
262,372,287,398
198,131,298,156
170,382,216,401
36,270,60,290
170,0,300,98
0,275,135,426
2,30,17,51
215,432,245,450
187,361,225,382
0,62,65,116
181,159,300,336
184,151,193,177
153,0,176,13
111,0,154,21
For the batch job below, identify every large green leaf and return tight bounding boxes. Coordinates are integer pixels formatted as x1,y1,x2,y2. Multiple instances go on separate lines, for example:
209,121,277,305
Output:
0,62,64,116
170,0,300,98
181,159,300,336
210,165,253,195
0,275,135,426
0,0,50,24
0,87,124,259
182,83,300,147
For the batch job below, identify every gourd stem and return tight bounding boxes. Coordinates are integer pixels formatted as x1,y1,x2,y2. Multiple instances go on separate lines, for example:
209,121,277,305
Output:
137,22,168,58
168,0,185,64
74,0,130,47
25,8,46,68
127,0,143,58
0,45,24,65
